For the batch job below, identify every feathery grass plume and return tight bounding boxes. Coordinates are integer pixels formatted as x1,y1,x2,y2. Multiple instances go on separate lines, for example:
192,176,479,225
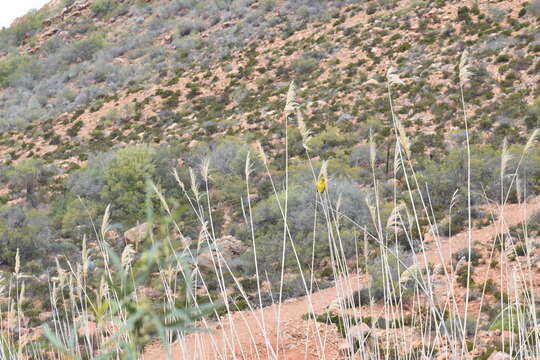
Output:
99,275,109,300
524,128,539,153
101,204,111,241
121,244,136,271
256,141,268,166
245,151,253,179
82,235,89,279
189,167,200,200
173,168,186,192
516,176,522,204
395,119,411,158
459,50,472,84
55,257,67,289
386,202,406,230
200,157,210,182
151,182,171,215
296,109,312,150
386,66,404,86
14,248,20,276
369,129,376,169
393,141,402,175
365,193,378,226
284,80,298,114
196,221,209,251
500,138,512,177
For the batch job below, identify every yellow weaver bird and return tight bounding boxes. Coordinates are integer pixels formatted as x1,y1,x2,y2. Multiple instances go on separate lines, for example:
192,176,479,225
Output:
316,176,326,193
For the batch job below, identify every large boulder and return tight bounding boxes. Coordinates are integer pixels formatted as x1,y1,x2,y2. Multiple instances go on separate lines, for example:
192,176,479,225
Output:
124,222,152,249
198,236,247,268
347,322,371,342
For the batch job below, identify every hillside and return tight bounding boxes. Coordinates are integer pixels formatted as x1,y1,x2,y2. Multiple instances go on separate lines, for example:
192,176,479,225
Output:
1,0,539,163
0,0,539,359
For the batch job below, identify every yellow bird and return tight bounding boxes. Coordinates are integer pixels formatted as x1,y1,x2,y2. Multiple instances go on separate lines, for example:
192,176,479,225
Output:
316,176,326,194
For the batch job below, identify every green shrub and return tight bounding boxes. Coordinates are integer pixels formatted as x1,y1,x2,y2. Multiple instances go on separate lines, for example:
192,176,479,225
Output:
62,32,105,63
7,158,51,207
101,144,156,225
9,9,48,45
90,0,117,18
0,54,31,88
292,57,318,75
0,204,52,265
456,264,474,287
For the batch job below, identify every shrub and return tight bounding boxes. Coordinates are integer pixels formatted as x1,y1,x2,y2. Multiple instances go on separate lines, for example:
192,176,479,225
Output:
90,0,117,18
526,97,540,130
9,9,48,45
457,7,472,23
0,204,52,265
7,158,51,207
101,144,156,225
177,19,207,37
61,32,106,64
453,247,481,266
514,243,527,256
0,54,31,88
292,57,318,76
67,120,84,137
350,252,414,306
456,265,474,287
60,197,101,239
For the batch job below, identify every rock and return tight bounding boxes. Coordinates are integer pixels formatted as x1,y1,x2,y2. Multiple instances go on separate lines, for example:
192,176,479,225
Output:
338,113,353,122
433,263,444,275
364,78,379,86
326,297,342,313
105,228,121,241
487,352,511,360
124,222,152,248
347,322,371,342
43,27,60,37
198,236,247,268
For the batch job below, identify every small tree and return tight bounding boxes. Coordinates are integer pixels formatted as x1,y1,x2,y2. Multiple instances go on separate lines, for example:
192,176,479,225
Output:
7,158,48,207
0,204,51,265
101,144,156,225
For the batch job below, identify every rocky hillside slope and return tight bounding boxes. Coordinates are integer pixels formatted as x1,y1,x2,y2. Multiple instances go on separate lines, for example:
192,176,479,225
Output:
0,0,539,168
